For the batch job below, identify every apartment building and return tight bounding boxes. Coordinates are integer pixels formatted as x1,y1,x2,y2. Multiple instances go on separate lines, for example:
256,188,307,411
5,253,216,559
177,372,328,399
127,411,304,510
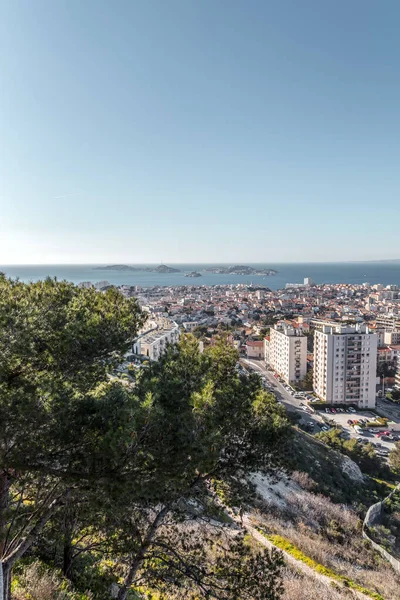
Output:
376,314,400,331
269,322,307,383
384,330,400,345
313,323,377,408
133,319,180,361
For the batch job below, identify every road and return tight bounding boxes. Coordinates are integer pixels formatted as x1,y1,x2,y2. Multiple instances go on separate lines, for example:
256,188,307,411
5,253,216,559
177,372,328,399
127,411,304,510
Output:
242,358,301,410
376,397,400,422
241,359,324,433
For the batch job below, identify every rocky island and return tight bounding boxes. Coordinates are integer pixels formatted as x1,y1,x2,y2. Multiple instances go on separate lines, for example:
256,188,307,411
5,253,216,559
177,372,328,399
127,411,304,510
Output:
153,264,180,273
185,271,202,278
93,264,181,273
205,265,277,276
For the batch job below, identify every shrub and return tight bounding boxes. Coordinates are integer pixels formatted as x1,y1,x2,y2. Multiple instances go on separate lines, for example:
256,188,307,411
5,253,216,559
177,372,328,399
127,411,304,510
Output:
13,561,93,600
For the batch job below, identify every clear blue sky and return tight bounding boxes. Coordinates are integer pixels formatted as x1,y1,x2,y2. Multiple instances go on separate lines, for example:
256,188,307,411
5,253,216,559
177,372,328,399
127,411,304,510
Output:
1,0,399,264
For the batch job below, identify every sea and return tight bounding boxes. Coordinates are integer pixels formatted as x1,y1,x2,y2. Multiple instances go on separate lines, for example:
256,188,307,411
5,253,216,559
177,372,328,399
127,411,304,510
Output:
1,262,400,291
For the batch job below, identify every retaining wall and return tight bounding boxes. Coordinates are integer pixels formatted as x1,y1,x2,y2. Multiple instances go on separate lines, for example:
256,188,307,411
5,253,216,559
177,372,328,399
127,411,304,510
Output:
362,484,400,573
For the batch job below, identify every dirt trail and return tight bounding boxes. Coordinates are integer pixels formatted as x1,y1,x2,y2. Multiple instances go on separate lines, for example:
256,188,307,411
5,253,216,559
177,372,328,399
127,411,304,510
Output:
243,515,377,600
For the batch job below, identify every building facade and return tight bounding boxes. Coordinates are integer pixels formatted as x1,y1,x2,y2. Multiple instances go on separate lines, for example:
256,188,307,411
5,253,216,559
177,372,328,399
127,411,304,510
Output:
246,340,264,359
313,323,377,408
133,320,180,361
376,314,400,331
268,322,307,383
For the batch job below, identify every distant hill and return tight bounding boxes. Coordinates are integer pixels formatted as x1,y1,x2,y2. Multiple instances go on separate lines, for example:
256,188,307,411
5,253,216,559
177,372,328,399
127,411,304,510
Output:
152,264,180,273
93,264,181,273
93,264,140,271
205,265,277,275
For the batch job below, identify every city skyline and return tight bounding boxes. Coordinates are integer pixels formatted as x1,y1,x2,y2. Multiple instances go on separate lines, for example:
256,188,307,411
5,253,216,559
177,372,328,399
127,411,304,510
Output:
1,1,400,264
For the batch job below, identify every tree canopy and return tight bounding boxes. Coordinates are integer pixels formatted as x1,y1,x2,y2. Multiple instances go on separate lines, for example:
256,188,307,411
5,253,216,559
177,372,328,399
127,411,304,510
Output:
0,276,145,599
0,276,289,600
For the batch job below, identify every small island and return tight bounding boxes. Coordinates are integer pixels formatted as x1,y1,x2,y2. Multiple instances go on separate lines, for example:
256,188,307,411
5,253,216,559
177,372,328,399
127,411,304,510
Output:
93,264,181,273
205,265,277,276
93,264,141,272
152,264,180,273
185,271,202,278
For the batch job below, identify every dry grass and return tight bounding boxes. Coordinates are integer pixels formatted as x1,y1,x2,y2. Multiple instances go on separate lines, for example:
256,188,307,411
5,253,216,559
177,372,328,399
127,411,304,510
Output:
254,473,400,600
14,562,70,600
12,561,93,600
281,568,358,600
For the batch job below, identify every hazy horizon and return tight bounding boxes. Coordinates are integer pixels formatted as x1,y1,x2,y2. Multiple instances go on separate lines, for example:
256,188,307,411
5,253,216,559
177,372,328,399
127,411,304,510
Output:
1,258,400,267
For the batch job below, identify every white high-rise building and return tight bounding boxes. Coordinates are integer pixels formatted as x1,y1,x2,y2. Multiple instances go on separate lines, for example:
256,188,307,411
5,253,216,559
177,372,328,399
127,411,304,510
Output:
313,323,377,408
269,322,307,384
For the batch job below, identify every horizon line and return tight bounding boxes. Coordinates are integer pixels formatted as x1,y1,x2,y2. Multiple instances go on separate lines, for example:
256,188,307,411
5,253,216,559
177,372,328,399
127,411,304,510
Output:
1,259,400,267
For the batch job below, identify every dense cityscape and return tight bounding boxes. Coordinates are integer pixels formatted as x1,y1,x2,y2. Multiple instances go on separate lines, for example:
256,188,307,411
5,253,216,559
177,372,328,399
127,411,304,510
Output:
88,276,400,401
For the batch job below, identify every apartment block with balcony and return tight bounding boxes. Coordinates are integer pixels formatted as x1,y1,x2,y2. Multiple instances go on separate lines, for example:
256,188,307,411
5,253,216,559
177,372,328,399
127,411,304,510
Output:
132,319,180,361
313,323,377,408
269,322,307,384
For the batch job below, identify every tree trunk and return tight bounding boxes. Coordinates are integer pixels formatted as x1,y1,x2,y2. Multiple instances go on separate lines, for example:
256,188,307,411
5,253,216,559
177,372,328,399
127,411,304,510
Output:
63,536,74,579
0,472,11,600
116,506,169,600
62,501,75,580
116,552,146,600
0,561,11,600
0,473,10,557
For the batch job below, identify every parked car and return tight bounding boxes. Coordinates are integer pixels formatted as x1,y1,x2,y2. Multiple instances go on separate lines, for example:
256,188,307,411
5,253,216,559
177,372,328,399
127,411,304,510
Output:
347,419,353,425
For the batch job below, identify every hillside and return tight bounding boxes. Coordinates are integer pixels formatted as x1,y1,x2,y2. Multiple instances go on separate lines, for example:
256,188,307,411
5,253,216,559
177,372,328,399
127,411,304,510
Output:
243,431,400,600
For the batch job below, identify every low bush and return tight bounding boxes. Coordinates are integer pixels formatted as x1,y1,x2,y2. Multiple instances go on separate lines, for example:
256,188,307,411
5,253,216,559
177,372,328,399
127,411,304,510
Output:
12,561,93,600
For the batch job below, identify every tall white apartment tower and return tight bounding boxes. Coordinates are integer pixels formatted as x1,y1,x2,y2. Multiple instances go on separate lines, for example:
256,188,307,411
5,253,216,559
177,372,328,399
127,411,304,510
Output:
313,324,377,408
269,322,307,384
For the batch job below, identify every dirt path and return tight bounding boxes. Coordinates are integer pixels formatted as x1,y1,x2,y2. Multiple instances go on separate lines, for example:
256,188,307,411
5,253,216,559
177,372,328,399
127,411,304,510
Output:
243,515,376,600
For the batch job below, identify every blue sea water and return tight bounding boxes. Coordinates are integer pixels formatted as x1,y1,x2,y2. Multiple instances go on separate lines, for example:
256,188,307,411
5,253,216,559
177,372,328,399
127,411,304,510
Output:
1,263,400,290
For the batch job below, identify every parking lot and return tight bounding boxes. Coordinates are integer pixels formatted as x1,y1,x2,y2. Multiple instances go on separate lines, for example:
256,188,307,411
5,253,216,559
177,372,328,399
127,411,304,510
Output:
315,408,398,454
241,360,398,456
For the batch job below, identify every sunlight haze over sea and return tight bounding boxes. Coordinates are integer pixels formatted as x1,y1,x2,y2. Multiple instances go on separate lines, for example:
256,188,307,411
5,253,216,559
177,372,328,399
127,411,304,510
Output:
1,262,400,290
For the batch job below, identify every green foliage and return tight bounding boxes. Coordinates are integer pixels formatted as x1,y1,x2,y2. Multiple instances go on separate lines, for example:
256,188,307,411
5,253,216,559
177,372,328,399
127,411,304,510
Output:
0,275,145,596
282,431,391,509
294,368,313,391
390,442,400,473
138,531,285,600
0,274,290,600
391,389,400,401
315,428,391,478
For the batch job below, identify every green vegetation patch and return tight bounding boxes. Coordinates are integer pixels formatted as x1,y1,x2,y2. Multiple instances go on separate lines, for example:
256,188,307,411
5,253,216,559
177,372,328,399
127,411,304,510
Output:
258,531,385,600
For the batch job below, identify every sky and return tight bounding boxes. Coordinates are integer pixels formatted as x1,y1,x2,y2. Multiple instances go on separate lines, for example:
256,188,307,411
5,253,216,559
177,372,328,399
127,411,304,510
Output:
1,0,400,264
